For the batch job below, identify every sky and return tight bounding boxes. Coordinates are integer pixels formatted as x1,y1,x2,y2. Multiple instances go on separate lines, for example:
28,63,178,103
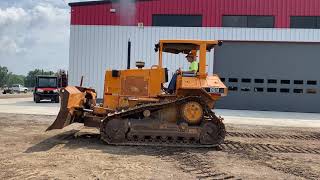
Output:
0,0,92,75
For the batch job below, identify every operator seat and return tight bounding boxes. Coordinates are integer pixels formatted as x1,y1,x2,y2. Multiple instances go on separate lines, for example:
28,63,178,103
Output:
182,63,199,77
167,63,199,93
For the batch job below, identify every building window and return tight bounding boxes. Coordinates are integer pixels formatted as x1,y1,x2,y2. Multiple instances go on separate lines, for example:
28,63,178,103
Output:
152,15,202,27
241,78,251,83
254,79,264,83
280,88,290,93
241,87,250,92
267,88,277,92
222,16,247,27
229,78,238,82
228,86,238,91
222,15,274,28
290,16,320,29
294,80,303,85
306,89,317,94
307,80,317,85
248,16,275,28
293,89,303,93
268,79,277,84
220,78,225,82
281,80,290,84
254,87,264,92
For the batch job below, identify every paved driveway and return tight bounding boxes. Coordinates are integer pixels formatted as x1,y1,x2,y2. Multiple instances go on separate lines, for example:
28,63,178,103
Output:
0,97,319,127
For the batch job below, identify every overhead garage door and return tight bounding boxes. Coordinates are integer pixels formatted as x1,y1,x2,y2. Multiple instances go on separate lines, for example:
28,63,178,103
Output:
213,41,320,113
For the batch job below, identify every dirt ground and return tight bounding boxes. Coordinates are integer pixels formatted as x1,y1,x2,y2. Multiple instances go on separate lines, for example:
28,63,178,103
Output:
0,113,319,179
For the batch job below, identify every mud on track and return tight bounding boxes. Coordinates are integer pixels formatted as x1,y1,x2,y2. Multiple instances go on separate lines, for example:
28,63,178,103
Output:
0,113,319,179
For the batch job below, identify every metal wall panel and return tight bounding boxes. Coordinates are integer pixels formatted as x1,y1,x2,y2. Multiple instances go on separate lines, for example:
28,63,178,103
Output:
71,0,320,28
213,41,320,113
69,26,320,98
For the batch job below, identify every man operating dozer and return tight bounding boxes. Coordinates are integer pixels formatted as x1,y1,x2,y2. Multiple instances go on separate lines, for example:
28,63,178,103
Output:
167,50,199,93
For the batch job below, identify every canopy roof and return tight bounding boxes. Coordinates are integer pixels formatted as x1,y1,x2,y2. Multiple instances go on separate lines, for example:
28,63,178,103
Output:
155,40,222,54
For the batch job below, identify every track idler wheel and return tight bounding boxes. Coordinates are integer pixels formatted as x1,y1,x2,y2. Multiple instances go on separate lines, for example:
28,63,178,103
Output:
200,121,223,145
181,101,203,125
101,119,129,144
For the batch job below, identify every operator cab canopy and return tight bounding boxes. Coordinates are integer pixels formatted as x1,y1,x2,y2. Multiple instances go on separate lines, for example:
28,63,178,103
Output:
154,39,223,76
154,40,223,54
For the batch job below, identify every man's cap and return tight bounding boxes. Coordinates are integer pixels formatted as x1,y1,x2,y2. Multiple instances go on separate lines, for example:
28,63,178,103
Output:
186,50,197,57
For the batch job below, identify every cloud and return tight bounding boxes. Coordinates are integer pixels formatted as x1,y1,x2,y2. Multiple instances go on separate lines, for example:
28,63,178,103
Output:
0,1,70,75
0,36,27,54
0,7,28,26
0,3,70,53
0,7,31,55
0,0,100,75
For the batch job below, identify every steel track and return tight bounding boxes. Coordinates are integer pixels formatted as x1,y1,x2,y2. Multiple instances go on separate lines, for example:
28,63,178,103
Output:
100,96,226,147
103,137,218,148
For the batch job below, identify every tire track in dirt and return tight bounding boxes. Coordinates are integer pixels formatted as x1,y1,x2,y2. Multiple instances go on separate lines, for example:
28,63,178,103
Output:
148,147,242,180
264,155,320,180
221,140,320,154
226,131,320,141
225,150,320,180
2,165,50,180
221,136,320,179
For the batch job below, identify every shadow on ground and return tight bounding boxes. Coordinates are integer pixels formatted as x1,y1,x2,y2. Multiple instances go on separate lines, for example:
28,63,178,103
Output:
24,130,216,156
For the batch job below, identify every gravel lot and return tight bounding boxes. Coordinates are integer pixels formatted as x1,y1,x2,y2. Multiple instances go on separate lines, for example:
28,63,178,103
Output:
0,97,319,179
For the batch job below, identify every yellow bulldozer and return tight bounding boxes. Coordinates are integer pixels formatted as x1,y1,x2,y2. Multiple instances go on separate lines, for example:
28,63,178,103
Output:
47,39,227,147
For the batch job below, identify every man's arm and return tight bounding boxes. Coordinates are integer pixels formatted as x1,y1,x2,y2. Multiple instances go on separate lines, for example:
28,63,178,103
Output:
176,62,198,74
181,70,196,74
177,69,196,74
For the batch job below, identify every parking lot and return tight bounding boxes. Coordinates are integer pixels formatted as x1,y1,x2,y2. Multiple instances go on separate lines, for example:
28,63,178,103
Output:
1,96,320,127
0,97,319,179
0,92,33,99
0,97,59,115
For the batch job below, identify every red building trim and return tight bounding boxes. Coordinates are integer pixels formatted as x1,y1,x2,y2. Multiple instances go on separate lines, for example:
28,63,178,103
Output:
70,0,320,28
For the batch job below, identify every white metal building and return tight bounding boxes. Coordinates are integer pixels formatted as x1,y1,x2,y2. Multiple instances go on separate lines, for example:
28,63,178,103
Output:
68,0,320,112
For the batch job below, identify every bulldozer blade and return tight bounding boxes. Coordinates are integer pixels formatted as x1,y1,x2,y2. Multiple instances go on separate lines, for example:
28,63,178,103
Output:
46,86,85,131
46,109,73,131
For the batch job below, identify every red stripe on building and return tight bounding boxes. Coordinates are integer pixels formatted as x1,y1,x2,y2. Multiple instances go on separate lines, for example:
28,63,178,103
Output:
70,0,320,28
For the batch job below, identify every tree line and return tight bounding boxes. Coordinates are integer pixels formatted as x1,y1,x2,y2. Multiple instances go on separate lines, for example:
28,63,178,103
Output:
0,66,66,88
